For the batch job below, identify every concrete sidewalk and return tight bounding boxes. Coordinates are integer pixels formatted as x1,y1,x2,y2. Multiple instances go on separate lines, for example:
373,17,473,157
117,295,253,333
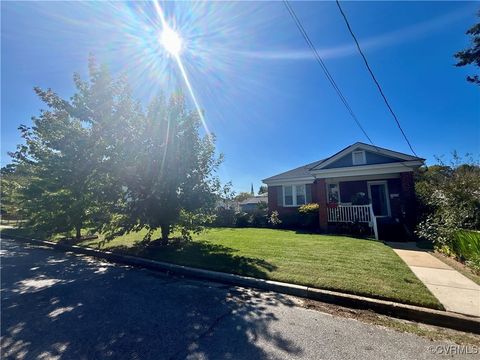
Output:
389,243,480,318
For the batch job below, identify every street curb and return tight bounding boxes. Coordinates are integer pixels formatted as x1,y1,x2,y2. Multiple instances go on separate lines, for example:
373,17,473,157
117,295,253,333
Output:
5,235,480,334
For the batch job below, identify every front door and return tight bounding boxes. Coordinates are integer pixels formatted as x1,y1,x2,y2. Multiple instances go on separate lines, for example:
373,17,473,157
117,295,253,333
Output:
368,182,390,217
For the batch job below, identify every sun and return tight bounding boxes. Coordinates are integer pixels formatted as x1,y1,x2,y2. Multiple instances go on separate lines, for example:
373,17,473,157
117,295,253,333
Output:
160,26,183,56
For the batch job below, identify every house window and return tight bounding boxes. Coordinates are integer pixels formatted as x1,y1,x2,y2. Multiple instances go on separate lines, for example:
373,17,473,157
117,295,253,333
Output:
296,185,306,205
352,150,366,165
283,184,306,206
327,183,340,203
284,185,293,206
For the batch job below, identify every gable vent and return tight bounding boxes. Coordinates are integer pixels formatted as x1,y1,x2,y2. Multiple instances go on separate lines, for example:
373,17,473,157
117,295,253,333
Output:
352,150,366,165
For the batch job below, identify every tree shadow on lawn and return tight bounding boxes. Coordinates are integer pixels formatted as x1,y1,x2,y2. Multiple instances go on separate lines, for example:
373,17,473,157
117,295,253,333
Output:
100,239,278,280
1,238,302,359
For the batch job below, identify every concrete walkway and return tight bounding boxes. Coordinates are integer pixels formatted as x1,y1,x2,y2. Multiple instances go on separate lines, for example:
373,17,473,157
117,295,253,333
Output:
389,243,480,318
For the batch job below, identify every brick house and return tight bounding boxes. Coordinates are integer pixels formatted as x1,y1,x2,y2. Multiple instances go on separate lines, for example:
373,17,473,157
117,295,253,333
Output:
262,142,424,239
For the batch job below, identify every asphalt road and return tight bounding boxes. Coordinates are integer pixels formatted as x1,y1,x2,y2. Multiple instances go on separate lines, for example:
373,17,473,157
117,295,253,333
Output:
0,238,472,360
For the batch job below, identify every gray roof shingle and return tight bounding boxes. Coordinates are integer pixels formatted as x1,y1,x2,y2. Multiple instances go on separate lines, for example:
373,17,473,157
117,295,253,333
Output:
262,142,424,183
262,159,325,182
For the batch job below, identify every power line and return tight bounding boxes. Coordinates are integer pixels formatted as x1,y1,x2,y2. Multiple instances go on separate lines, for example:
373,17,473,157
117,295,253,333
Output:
283,0,418,170
335,0,418,157
283,0,375,146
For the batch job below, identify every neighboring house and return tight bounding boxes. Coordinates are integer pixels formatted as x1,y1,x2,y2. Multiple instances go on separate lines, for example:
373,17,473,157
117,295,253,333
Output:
262,142,424,239
238,194,268,213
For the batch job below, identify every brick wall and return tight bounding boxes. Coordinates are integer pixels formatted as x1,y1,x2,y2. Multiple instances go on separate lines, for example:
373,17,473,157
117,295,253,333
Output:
267,185,280,212
400,172,416,229
268,180,328,231
313,179,328,230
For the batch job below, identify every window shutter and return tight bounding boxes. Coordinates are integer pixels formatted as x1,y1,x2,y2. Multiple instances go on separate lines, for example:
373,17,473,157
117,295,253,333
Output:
306,184,312,203
277,186,283,207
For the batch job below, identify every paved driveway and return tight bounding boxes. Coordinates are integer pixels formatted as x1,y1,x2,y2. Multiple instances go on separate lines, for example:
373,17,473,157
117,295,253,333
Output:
0,238,472,360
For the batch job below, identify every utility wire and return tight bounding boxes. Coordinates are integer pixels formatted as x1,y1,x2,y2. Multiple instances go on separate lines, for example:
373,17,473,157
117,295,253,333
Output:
283,0,375,146
283,0,417,170
335,0,418,157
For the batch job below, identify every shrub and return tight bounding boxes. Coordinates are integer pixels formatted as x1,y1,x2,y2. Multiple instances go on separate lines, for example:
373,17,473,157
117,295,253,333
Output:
298,203,319,229
298,203,319,214
416,154,480,255
268,211,282,228
248,202,268,228
334,221,370,238
250,210,267,227
278,212,302,229
213,208,236,227
235,212,251,227
466,255,480,275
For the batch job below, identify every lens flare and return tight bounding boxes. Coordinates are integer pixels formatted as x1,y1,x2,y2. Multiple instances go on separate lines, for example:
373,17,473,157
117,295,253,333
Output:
28,1,283,130
160,26,182,56
153,0,210,137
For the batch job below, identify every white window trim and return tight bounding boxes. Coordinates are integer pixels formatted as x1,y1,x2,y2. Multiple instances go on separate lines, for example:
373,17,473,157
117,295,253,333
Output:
352,150,366,165
367,180,391,217
282,184,306,207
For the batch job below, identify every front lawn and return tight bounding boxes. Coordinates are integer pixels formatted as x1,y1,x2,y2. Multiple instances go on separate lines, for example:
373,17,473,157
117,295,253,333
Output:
75,227,441,309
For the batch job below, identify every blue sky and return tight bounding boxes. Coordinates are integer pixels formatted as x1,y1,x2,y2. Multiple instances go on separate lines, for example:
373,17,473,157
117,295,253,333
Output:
2,1,479,193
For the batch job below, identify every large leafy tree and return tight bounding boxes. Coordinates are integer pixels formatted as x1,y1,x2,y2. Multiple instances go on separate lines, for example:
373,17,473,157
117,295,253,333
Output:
10,58,135,239
258,185,268,195
0,164,25,222
10,57,223,242
234,192,252,202
455,12,480,85
106,93,223,243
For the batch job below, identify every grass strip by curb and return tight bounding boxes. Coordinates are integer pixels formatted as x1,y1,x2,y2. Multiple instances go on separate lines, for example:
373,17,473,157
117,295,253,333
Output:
6,235,480,335
2,227,442,309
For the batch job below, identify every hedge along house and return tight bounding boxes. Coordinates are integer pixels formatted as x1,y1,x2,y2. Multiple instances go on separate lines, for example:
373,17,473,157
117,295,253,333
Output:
262,142,424,240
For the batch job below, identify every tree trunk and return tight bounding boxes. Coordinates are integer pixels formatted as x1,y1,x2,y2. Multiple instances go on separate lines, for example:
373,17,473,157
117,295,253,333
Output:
75,225,82,241
161,224,170,244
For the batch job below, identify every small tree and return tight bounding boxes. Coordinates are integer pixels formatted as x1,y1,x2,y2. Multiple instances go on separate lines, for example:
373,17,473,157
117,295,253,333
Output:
9,58,131,239
108,93,224,243
454,12,480,85
258,185,268,195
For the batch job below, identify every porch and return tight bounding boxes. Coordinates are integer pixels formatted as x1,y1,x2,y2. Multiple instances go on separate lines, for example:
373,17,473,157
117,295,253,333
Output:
266,173,416,239
327,203,379,239
320,173,416,240
264,143,422,239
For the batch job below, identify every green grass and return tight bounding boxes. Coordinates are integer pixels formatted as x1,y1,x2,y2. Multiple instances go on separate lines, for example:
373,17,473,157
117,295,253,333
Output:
74,227,441,309
1,226,441,308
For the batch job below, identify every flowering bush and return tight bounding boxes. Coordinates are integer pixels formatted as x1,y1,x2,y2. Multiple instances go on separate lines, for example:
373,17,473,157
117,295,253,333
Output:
298,203,319,229
268,210,282,227
298,203,319,214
